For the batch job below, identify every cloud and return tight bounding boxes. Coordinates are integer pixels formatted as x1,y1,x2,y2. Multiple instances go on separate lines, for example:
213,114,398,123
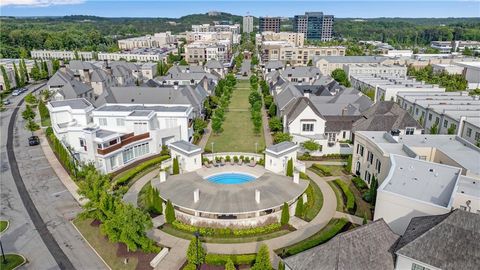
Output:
1,0,85,7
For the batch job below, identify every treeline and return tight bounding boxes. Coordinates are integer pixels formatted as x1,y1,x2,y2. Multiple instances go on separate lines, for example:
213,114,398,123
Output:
407,65,468,92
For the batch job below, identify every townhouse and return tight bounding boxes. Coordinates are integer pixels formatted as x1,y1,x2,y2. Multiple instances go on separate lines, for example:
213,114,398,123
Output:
31,50,95,61
313,56,391,76
47,98,194,173
352,131,480,234
117,32,176,50
184,41,231,64
344,63,407,79
260,42,345,66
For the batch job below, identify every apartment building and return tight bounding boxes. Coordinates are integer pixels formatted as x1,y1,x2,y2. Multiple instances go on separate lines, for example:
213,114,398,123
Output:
47,98,194,173
260,42,345,66
257,31,305,47
259,17,281,33
313,56,391,76
431,40,480,53
184,41,230,64
395,92,480,143
293,12,334,41
31,50,95,61
190,24,240,44
97,48,174,62
350,73,446,102
352,131,480,234
243,15,254,33
344,64,407,79
456,61,480,89
117,32,176,50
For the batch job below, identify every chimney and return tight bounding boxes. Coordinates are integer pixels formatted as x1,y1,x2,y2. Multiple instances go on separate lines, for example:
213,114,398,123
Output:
106,66,112,76
341,107,347,116
303,89,310,98
194,188,200,203
83,69,91,83
74,74,81,81
255,189,260,204
60,65,66,73
173,84,178,90
104,59,109,68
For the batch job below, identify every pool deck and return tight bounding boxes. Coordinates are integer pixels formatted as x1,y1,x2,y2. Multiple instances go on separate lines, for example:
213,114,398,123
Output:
154,164,309,214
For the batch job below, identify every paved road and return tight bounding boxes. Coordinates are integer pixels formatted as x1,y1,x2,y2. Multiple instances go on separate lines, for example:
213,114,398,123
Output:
1,84,106,270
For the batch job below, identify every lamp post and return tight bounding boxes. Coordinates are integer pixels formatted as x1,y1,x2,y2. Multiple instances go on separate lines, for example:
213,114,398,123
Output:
211,142,214,159
193,230,200,270
255,142,258,154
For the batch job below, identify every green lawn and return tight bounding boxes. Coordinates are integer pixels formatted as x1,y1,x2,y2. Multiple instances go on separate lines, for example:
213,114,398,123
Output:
0,220,9,233
206,80,265,153
302,180,324,222
161,224,292,244
0,254,26,270
73,218,143,270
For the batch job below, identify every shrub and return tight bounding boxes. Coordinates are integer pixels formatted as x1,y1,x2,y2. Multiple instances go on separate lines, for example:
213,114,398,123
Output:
205,254,256,266
187,237,206,265
251,244,272,270
172,157,180,174
278,261,285,270
286,158,293,177
165,200,176,224
352,177,368,191
233,156,239,163
268,117,283,132
225,155,231,162
113,155,170,187
239,155,244,161
299,172,309,180
244,156,250,163
280,202,289,225
334,180,356,214
345,155,352,172
311,164,332,176
278,218,349,257
46,128,77,177
295,196,304,217
225,258,235,270
302,140,320,152
171,220,281,237
273,132,292,144
183,264,196,270
38,101,50,122
202,157,210,164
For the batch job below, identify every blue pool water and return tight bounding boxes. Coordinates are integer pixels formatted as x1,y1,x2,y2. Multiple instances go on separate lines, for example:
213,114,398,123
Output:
206,173,256,184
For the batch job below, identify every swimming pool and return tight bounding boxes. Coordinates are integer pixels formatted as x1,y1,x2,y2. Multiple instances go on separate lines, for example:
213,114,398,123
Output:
206,172,256,184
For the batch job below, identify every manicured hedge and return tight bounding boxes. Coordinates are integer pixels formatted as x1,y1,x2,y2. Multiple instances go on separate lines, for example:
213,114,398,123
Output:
277,218,349,257
312,164,332,176
112,155,170,187
352,177,368,192
205,253,256,266
46,127,77,177
171,220,281,237
334,179,356,214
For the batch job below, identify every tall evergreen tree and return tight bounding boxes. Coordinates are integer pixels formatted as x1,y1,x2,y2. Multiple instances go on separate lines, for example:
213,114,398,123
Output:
165,200,175,223
286,158,293,177
186,236,206,266
295,196,304,217
251,244,272,270
172,157,180,174
12,62,20,87
280,202,290,226
1,66,11,92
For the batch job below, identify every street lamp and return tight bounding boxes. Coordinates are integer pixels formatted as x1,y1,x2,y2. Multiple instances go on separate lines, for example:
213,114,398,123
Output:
211,142,214,159
193,230,200,270
255,142,258,154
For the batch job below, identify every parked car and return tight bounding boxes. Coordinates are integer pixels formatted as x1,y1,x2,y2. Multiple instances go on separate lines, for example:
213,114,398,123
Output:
28,136,40,146
11,89,21,96
3,99,11,105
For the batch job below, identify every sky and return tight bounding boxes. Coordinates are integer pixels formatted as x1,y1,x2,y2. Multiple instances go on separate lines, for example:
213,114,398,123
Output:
1,0,479,18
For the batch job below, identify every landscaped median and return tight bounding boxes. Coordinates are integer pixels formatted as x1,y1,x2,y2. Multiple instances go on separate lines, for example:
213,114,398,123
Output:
275,218,350,257
0,254,27,270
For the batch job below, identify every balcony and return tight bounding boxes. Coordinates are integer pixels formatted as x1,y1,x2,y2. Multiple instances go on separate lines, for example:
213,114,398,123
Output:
97,132,150,155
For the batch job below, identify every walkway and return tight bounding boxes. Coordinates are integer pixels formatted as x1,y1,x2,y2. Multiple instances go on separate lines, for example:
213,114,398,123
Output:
127,168,337,269
197,120,212,149
261,97,273,147
334,211,364,225
122,169,159,207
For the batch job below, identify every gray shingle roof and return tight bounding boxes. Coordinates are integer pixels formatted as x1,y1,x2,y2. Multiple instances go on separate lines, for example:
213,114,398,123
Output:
395,210,480,270
265,60,284,70
325,115,360,132
352,101,423,132
285,97,325,125
205,59,223,69
313,56,388,64
284,219,399,270
281,66,320,78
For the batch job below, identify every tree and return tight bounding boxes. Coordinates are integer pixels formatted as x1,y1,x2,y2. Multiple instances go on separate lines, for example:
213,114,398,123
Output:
212,115,223,134
363,213,368,225
268,117,283,132
278,261,285,270
286,158,294,177
331,68,351,87
273,132,292,144
301,140,320,152
307,59,313,66
1,66,11,92
345,155,352,172
12,62,20,87
25,93,38,104
295,196,304,217
78,168,113,222
101,202,158,252
25,119,40,135
30,60,41,81
268,103,276,117
179,59,188,65
251,244,272,270
280,202,290,225
19,59,27,86
366,177,378,205
165,200,175,224
225,258,235,270
52,59,60,73
186,237,206,266
248,91,261,106
172,157,180,174
22,105,36,121
447,124,456,135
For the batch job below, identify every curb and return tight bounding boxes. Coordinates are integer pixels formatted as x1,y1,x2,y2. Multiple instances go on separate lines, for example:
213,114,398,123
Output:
0,220,10,234
70,220,112,270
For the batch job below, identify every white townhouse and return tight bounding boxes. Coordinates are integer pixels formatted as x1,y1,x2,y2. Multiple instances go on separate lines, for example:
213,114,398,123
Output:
352,131,480,234
47,98,194,173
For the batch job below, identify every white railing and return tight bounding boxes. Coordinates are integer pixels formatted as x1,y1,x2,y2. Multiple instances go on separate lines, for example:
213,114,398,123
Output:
150,248,169,268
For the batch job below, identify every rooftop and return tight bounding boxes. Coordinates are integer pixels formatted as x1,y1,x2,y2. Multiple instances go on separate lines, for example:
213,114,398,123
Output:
169,140,202,155
49,98,92,109
266,141,298,155
95,104,190,113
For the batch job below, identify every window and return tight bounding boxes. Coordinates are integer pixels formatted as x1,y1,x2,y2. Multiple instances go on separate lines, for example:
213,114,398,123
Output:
302,123,314,132
466,128,472,137
411,263,430,270
435,117,439,124
367,151,374,164
99,118,107,126
415,108,419,115
428,113,432,121
443,120,448,128
116,118,125,126
342,131,346,139
122,142,150,163
405,127,415,135
475,132,480,141
79,138,87,150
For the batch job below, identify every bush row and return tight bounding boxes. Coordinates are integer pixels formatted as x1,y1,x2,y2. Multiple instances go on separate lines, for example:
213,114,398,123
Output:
277,218,349,257
205,253,256,266
45,127,77,177
333,179,356,214
171,220,282,237
298,153,350,161
352,177,368,192
112,155,170,187
311,164,332,176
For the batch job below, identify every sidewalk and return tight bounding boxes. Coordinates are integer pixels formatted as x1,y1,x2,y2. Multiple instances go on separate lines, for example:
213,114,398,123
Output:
197,120,212,149
39,129,86,205
122,169,159,206
261,99,273,147
334,211,364,225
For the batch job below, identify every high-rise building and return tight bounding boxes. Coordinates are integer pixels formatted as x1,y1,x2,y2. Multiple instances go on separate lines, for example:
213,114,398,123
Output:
243,15,254,33
259,17,281,33
294,12,334,41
